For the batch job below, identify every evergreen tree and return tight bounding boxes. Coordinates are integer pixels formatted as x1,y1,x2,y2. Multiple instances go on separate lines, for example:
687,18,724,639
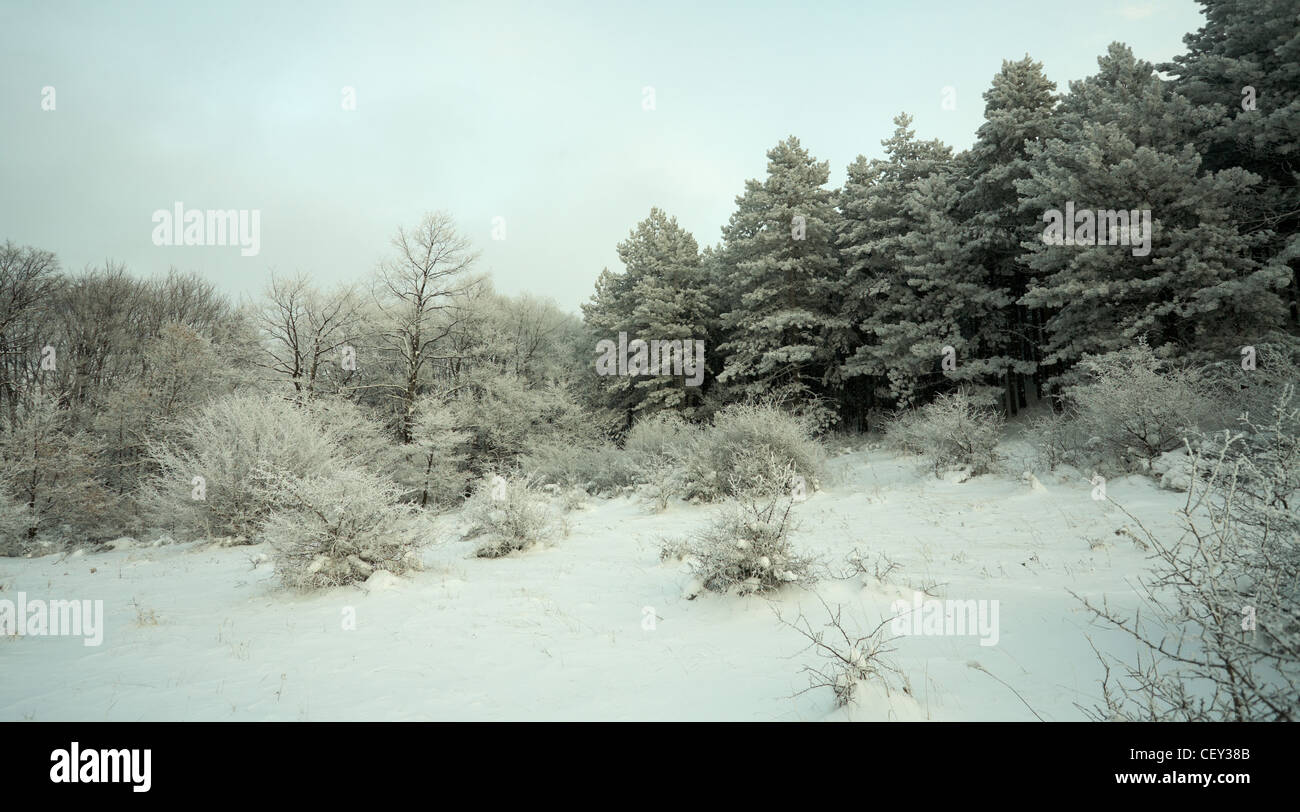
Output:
716,137,845,430
836,114,954,411
625,209,713,417
960,56,1059,414
581,208,712,423
1162,0,1300,323
894,166,1012,408
1018,43,1289,378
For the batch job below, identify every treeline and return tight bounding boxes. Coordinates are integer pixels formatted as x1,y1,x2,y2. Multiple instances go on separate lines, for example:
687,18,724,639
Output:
1,1,1296,549
581,2,1300,431
0,211,592,547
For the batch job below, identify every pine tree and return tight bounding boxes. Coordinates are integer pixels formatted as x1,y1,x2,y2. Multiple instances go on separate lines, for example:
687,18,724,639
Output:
1018,43,1290,378
1162,0,1300,323
960,56,1059,414
716,137,845,430
837,114,954,411
581,208,712,423
894,166,1012,408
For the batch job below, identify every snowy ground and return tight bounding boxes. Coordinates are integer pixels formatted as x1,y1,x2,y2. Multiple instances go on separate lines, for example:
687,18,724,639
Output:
0,441,1187,721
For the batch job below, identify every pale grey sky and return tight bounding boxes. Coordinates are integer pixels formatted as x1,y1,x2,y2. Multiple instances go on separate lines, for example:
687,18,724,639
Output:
0,0,1206,312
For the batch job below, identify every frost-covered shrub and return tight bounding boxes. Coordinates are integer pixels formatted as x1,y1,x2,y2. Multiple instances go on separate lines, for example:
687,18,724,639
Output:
0,492,34,557
1221,384,1300,541
1065,340,1213,469
778,599,906,707
465,474,558,558
888,391,1002,477
658,536,691,563
1025,407,1088,472
883,410,927,457
639,465,683,512
521,439,636,495
304,397,402,474
0,395,117,548
1081,385,1300,720
405,395,472,508
624,412,696,510
556,486,589,513
1201,338,1300,427
682,404,823,501
140,393,364,541
624,411,694,463
455,371,596,477
677,487,813,596
259,467,430,590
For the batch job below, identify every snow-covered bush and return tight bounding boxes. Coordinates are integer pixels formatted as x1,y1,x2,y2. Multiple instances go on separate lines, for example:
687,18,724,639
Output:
888,391,1002,478
1065,340,1213,469
258,467,430,590
304,396,403,474
884,410,927,457
1201,338,1300,427
676,484,813,596
521,439,636,495
455,370,596,477
1025,407,1088,472
556,485,589,513
405,395,472,508
140,393,364,541
1080,385,1300,720
0,394,117,548
658,536,691,563
777,598,906,707
0,491,34,556
465,474,558,558
682,404,823,501
639,464,682,512
624,411,694,463
90,323,240,501
624,412,696,510
1226,385,1300,537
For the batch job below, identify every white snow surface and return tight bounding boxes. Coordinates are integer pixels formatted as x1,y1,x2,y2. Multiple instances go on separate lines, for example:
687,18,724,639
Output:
0,445,1182,721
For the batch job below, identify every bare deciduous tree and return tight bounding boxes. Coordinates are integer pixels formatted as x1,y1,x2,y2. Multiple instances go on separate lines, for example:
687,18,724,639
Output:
372,212,481,442
0,242,61,427
258,271,364,399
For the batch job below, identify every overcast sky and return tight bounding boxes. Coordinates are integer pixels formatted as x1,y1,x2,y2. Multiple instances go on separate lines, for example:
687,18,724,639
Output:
1,0,1206,313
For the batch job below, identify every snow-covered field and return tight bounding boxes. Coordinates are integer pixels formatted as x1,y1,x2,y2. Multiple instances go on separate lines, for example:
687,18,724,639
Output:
0,441,1186,721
